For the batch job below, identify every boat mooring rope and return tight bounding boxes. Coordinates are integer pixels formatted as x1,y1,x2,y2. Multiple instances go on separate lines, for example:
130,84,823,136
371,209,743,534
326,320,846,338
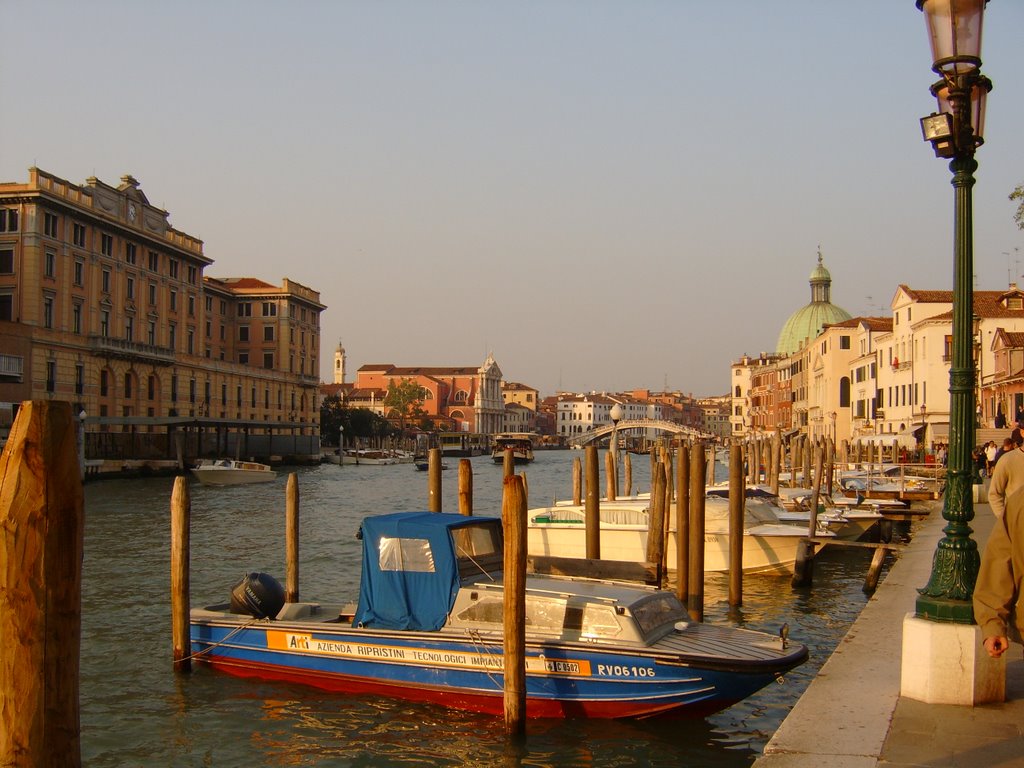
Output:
182,619,260,661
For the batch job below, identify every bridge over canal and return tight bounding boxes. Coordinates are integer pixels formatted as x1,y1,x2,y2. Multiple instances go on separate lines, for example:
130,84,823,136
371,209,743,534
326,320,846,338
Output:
567,419,715,449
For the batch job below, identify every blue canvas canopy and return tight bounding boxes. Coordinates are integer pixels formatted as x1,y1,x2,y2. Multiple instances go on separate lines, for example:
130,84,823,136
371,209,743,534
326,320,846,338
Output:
352,511,499,631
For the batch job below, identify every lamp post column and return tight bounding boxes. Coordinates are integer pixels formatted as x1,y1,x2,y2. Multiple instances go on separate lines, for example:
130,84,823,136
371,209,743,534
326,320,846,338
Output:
916,152,980,621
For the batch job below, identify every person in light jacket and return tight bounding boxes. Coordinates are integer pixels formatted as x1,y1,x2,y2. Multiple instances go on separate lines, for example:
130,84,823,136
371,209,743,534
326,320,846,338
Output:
974,484,1024,658
988,442,1024,519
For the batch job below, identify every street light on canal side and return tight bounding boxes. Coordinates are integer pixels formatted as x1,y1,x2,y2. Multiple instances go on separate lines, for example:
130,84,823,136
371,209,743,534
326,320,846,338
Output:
914,0,991,624
609,403,623,482
904,0,1003,706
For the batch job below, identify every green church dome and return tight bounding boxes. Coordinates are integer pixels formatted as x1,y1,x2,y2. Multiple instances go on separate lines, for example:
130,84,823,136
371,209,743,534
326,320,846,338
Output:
776,250,852,355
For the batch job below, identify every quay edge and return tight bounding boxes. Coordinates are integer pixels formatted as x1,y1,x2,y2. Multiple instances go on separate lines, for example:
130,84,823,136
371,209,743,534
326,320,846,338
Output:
754,494,1024,767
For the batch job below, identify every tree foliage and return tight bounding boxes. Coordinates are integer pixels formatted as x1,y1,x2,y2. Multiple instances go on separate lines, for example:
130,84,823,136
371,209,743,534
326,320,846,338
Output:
1012,183,1024,231
384,378,427,432
318,394,396,444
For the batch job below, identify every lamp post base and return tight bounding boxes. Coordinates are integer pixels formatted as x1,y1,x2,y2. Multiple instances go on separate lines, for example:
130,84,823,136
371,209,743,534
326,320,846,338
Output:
901,614,1004,705
915,594,975,624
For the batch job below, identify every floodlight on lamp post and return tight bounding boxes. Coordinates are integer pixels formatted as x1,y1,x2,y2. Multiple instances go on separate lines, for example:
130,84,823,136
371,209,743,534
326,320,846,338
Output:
915,0,992,624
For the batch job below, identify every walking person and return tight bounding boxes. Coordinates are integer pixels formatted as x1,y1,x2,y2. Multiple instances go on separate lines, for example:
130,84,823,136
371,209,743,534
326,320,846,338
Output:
986,440,999,477
974,483,1024,658
994,438,1015,467
989,439,1024,518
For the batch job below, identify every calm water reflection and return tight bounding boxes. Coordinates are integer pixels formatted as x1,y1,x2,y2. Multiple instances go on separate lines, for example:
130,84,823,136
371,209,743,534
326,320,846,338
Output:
80,451,903,767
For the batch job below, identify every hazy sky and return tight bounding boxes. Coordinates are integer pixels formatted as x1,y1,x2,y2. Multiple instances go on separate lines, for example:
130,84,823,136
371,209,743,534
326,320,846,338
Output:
3,1,1022,398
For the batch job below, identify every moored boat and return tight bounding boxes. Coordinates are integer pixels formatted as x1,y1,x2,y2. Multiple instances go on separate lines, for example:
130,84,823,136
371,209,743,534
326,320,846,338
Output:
190,458,277,485
529,497,824,575
342,449,411,465
491,432,535,464
190,511,807,718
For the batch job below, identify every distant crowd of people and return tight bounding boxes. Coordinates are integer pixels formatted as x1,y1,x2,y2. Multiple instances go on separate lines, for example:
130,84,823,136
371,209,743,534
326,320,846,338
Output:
971,420,1024,482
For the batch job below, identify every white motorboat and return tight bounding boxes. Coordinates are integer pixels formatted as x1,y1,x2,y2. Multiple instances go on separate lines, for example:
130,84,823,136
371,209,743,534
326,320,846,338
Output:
528,496,822,575
769,491,883,540
342,449,413,465
190,458,277,485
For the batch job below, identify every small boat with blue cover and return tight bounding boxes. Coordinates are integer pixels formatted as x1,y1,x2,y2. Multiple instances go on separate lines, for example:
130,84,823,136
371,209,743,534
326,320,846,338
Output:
190,511,807,718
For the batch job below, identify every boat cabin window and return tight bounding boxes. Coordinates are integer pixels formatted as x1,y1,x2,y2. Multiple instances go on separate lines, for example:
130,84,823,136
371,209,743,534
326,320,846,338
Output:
452,522,503,579
580,605,622,639
456,595,568,634
378,536,435,573
631,593,688,636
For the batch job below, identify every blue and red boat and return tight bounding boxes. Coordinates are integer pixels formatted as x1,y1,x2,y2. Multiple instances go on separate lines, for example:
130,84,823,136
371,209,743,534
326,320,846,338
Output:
190,511,807,719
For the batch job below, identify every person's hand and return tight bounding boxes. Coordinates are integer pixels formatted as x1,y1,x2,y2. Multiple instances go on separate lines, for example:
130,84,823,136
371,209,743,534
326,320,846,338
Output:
984,635,1009,658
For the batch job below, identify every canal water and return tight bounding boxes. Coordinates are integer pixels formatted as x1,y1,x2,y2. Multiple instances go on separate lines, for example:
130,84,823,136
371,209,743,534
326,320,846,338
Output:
80,450,904,767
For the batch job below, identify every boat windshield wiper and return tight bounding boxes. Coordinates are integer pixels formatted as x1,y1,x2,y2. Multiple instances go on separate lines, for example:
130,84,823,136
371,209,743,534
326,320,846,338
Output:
456,544,496,581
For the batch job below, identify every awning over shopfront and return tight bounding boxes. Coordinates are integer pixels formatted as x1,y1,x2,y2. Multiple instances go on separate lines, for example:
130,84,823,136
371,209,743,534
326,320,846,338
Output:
854,432,917,449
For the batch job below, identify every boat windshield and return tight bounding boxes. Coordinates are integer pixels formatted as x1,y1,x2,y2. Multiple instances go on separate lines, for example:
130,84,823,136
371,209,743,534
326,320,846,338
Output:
630,593,689,637
452,521,503,579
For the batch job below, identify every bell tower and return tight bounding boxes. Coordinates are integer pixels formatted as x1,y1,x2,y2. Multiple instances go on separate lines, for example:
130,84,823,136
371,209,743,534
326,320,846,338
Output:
333,341,346,384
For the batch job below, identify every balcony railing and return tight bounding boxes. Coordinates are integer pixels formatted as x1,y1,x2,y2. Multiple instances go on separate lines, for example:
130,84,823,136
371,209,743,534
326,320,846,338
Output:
88,335,176,365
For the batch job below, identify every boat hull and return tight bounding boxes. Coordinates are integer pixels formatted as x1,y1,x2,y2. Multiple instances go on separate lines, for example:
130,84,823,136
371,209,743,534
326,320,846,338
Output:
190,460,277,485
527,523,804,575
492,450,534,464
190,471,276,485
190,613,804,719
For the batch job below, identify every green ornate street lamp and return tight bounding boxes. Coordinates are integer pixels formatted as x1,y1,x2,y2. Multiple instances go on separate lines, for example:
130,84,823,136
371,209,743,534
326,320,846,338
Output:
916,0,993,623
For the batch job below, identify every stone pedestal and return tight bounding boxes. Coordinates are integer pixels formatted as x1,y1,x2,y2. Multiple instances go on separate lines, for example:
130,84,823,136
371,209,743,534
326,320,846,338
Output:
901,613,1005,705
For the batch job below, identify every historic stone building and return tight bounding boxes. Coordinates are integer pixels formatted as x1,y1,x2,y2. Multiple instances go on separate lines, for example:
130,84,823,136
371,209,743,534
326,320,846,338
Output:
0,167,324,461
353,354,505,434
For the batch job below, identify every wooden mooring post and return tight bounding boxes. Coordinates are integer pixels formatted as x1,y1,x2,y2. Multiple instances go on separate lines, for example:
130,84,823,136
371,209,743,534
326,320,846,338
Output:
791,445,825,588
585,445,600,560
675,445,690,604
646,460,666,584
171,476,192,672
572,456,582,505
728,441,744,606
286,472,299,602
502,474,527,737
428,448,443,512
605,450,617,501
624,453,633,497
771,429,781,496
687,442,706,622
458,459,473,516
1,401,84,767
